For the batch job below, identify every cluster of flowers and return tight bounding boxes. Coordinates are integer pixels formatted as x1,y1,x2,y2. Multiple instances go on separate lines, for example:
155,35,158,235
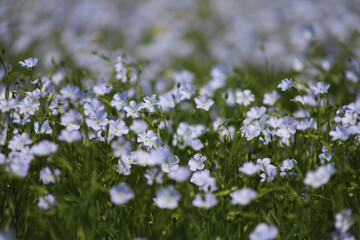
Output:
2,0,360,76
1,56,358,239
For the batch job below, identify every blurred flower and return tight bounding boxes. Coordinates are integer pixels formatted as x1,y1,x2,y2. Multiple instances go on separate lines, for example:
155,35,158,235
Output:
159,92,175,112
112,138,132,157
109,183,134,205
109,119,129,137
168,166,191,182
58,129,82,143
111,92,128,111
34,120,53,135
38,194,57,210
195,94,214,111
235,89,255,106
231,188,257,206
153,185,181,209
117,157,132,176
304,164,336,188
31,140,58,156
19,57,38,69
130,120,148,134
192,193,218,209
145,167,163,185
278,78,295,91
61,109,83,131
330,125,351,141
238,162,261,176
84,99,105,116
319,146,333,164
335,209,354,233
263,90,280,106
18,97,39,115
8,132,32,151
190,169,217,192
249,223,278,240
161,155,179,173
311,82,330,95
40,167,61,184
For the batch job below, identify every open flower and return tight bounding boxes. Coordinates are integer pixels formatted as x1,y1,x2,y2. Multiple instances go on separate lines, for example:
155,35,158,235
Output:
19,57,38,69
235,89,255,106
231,188,257,206
153,185,181,209
304,164,336,188
239,162,261,176
192,193,218,209
40,167,61,184
195,94,214,111
278,78,295,91
109,183,134,205
311,82,330,95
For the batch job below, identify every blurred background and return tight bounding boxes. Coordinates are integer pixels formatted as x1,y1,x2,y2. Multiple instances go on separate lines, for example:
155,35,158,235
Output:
1,0,359,78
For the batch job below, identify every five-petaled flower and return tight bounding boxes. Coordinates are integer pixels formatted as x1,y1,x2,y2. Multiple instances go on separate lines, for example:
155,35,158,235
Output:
19,57,38,69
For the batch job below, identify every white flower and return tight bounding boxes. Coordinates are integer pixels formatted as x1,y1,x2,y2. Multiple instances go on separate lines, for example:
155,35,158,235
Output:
112,138,132,157
31,140,58,156
124,100,142,118
278,78,295,91
40,167,61,184
304,164,337,188
231,188,257,206
330,125,351,141
109,119,129,137
257,158,277,182
168,166,191,182
311,82,330,95
117,158,132,176
161,155,179,173
238,162,261,176
109,183,134,205
153,185,181,209
8,132,32,151
235,89,255,106
19,57,39,69
249,223,278,240
194,94,214,111
111,92,128,111
188,154,207,171
334,209,354,233
190,170,217,192
280,159,298,177
241,125,261,141
143,94,160,113
58,129,82,143
263,90,280,106
192,193,218,209
159,92,175,112
137,130,158,148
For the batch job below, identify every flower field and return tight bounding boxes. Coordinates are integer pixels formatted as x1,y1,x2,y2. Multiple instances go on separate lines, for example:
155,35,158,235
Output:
1,1,360,239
